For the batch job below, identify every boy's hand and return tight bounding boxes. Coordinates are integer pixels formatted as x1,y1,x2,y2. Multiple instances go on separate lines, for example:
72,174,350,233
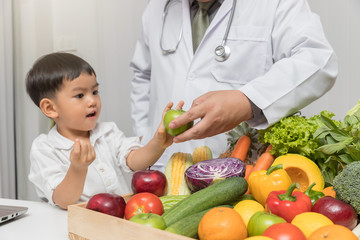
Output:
153,101,184,149
70,139,96,170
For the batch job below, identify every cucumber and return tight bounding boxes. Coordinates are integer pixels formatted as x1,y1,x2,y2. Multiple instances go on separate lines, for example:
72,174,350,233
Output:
165,205,233,238
162,176,248,226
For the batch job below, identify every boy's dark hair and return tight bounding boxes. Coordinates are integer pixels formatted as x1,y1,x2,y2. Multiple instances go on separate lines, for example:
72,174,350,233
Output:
26,52,96,107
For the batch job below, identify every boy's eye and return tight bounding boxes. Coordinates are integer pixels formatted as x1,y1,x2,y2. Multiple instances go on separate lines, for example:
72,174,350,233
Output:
93,90,99,95
75,93,84,98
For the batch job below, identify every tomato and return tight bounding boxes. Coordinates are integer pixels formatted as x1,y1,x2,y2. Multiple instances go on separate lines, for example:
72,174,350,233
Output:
262,222,306,240
124,192,164,220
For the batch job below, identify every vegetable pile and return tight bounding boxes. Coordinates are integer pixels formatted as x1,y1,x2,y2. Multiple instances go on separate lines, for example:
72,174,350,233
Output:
84,100,360,240
258,106,360,186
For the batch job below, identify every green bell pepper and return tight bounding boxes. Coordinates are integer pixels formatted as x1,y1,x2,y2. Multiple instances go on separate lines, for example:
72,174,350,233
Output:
304,182,325,207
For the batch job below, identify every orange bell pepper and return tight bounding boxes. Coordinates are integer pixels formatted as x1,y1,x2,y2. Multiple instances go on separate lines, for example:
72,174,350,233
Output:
248,164,292,206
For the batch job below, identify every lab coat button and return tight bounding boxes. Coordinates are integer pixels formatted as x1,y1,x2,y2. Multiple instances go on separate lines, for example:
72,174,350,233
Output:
188,73,196,81
99,168,105,172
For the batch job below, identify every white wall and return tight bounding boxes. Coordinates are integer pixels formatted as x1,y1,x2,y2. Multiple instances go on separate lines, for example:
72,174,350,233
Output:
13,0,148,201
12,0,360,200
302,0,360,119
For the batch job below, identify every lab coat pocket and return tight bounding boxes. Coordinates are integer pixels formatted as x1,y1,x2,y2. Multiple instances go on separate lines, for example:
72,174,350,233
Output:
211,26,269,85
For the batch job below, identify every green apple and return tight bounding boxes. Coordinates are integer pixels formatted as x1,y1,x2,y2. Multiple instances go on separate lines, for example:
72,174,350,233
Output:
163,109,193,136
129,212,166,230
247,211,286,236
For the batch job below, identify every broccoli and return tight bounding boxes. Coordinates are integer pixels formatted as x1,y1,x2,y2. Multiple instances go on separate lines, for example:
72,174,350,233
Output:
333,161,360,215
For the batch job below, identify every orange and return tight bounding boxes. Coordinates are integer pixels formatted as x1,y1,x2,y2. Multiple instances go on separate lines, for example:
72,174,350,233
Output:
198,207,247,240
291,212,333,238
322,186,336,197
234,200,265,227
308,224,358,240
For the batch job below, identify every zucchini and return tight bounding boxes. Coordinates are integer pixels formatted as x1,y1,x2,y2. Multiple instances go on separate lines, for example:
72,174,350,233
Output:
162,176,248,226
159,195,189,212
165,205,233,238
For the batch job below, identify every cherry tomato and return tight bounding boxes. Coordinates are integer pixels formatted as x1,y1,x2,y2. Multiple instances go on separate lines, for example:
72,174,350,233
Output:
124,192,164,220
262,222,306,240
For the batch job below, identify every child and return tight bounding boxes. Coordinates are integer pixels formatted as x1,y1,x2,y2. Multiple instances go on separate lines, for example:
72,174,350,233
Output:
26,52,178,209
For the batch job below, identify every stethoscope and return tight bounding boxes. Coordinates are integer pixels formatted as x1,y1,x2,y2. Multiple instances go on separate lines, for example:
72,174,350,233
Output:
160,0,237,62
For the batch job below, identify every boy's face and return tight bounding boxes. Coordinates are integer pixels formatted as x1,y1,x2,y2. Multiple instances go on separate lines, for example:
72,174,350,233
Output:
53,73,101,139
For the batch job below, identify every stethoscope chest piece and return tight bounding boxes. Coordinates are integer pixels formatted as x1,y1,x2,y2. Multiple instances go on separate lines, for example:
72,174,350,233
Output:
215,45,231,62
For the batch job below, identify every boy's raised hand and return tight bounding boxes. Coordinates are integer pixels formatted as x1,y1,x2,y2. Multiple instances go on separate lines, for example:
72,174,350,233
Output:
70,139,96,170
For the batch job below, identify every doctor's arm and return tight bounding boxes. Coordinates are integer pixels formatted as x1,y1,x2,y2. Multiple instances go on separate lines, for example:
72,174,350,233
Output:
170,0,337,143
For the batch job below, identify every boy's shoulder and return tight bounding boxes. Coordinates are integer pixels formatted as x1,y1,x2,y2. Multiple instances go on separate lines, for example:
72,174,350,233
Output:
31,127,72,150
31,131,56,151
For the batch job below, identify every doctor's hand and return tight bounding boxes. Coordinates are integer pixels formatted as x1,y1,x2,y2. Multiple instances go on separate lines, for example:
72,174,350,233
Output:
169,90,253,143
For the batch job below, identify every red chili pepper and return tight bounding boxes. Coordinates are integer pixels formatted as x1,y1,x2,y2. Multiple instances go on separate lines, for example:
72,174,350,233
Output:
265,182,312,222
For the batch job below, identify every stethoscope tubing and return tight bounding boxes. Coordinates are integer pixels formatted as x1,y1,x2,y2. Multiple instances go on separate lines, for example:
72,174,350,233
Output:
160,0,183,54
220,0,236,47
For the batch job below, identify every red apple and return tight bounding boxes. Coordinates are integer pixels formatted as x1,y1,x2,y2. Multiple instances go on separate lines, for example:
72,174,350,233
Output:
312,196,358,230
131,168,167,197
86,193,126,218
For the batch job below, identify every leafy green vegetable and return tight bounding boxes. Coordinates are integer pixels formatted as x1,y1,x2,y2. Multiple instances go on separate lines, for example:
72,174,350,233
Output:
235,100,360,187
346,99,360,116
257,112,333,159
314,108,360,179
257,110,360,187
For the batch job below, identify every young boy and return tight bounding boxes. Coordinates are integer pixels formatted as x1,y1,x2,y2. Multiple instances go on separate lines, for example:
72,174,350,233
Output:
26,52,178,209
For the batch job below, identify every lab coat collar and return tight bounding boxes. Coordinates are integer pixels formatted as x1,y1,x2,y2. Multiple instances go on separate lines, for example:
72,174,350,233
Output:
206,0,232,36
186,0,232,55
182,0,194,59
189,0,224,4
47,123,112,150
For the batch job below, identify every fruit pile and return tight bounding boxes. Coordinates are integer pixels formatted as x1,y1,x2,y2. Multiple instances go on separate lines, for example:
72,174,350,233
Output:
85,153,359,239
84,103,360,239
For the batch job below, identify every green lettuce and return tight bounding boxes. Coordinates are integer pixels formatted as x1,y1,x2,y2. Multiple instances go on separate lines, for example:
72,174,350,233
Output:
258,111,337,186
258,112,334,158
258,107,360,187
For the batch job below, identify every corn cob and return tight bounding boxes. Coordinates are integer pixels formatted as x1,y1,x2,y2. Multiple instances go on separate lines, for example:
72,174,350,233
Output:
165,152,193,195
192,146,213,164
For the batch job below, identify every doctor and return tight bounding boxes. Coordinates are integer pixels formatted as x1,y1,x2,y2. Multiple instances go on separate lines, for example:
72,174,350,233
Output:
130,0,337,172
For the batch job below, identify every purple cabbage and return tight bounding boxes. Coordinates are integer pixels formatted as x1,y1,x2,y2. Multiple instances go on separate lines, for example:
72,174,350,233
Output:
184,157,246,193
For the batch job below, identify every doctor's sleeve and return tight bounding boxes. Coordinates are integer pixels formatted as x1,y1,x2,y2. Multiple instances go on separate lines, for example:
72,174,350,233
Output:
130,18,152,137
240,0,338,129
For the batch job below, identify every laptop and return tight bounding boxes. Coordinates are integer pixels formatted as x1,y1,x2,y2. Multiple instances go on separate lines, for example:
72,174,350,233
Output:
0,205,28,224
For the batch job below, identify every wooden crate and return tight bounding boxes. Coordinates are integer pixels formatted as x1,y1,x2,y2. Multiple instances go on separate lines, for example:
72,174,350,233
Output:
68,194,193,240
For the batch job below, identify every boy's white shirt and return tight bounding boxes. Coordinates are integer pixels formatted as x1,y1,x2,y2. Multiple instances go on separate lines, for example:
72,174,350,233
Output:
28,122,142,206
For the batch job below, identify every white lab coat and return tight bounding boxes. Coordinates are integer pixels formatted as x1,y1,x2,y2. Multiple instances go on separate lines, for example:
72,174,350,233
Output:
130,0,337,172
